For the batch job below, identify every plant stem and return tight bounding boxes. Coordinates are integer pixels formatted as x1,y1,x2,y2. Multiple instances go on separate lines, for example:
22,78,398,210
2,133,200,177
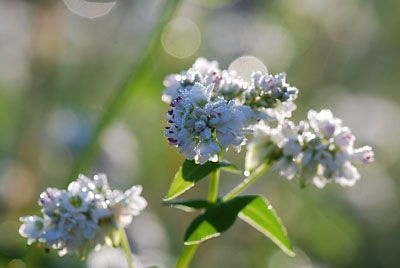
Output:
208,169,220,203
175,167,221,268
175,244,199,268
223,163,270,201
120,227,134,268
66,0,182,186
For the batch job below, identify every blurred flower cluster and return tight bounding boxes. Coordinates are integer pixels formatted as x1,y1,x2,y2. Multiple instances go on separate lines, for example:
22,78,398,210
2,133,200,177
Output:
163,58,297,164
19,174,147,257
163,58,374,188
247,110,374,188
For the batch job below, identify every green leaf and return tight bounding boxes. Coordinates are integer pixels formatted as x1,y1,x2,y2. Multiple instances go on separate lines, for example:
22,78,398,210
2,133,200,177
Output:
164,160,239,201
239,196,295,256
183,195,294,256
184,196,254,244
163,198,212,212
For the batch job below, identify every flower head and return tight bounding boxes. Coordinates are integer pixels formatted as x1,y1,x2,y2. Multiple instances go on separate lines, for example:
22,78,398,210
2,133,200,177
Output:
163,58,301,164
161,58,222,103
19,174,147,257
165,82,253,164
246,109,374,188
243,72,299,122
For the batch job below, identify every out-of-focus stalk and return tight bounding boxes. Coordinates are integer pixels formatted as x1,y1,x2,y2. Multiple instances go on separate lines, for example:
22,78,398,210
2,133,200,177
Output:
120,227,134,268
67,0,182,185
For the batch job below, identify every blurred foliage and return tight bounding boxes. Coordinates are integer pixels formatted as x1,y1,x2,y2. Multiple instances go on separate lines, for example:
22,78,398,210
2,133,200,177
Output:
1,0,400,267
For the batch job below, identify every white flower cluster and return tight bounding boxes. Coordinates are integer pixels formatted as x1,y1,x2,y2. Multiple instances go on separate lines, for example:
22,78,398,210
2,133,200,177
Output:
164,82,253,164
163,58,298,164
162,58,247,103
244,71,298,122
19,174,147,257
247,109,374,188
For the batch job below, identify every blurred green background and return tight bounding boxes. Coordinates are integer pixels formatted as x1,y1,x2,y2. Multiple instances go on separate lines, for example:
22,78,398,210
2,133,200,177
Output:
1,0,399,267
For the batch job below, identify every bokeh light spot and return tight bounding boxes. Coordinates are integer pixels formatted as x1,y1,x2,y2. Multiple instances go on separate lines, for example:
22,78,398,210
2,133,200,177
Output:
228,56,268,82
7,259,26,268
64,0,116,19
161,18,201,59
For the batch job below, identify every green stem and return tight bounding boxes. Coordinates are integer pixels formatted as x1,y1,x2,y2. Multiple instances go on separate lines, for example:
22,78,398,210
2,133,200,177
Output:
175,167,221,268
175,244,199,268
223,163,270,201
208,169,220,203
66,0,182,186
120,227,134,268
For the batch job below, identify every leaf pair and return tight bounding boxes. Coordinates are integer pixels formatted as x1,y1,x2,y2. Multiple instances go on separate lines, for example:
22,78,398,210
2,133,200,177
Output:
164,159,295,257
164,160,240,201
166,195,294,256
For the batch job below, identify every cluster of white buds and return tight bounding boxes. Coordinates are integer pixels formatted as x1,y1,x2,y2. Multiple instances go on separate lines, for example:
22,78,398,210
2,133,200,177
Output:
19,174,147,257
246,110,374,188
162,58,248,104
163,58,298,164
244,72,298,122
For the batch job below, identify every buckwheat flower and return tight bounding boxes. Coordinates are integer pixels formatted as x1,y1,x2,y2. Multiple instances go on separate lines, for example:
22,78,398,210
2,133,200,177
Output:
19,174,147,258
161,58,222,103
216,70,248,100
307,109,342,139
245,120,299,172
191,57,219,75
243,72,299,122
353,146,374,164
246,109,374,188
19,216,44,245
245,122,277,171
113,185,148,227
334,127,355,148
165,82,253,164
270,120,303,179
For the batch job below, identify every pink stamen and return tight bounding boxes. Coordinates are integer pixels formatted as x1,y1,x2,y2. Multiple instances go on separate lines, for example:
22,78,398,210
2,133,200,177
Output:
168,110,173,115
168,120,173,123
169,131,174,134
165,126,170,129
344,133,353,140
36,244,42,248
45,248,50,253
